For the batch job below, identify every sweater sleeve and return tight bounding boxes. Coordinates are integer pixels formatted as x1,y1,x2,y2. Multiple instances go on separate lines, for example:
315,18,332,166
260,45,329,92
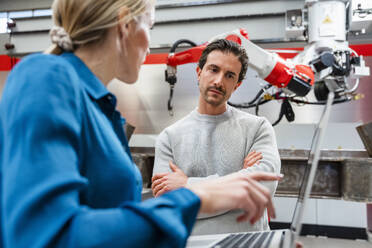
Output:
154,131,219,183
0,56,200,248
240,118,281,195
153,129,173,175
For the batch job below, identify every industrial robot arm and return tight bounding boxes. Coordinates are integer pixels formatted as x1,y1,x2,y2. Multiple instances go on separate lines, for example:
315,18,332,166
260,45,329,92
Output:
165,29,315,96
165,29,314,117
165,0,371,123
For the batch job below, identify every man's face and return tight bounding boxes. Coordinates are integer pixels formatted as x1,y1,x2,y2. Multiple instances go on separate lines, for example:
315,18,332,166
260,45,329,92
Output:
197,50,242,107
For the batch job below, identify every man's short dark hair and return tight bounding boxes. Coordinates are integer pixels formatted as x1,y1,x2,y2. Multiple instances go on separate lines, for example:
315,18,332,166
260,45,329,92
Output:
198,39,249,83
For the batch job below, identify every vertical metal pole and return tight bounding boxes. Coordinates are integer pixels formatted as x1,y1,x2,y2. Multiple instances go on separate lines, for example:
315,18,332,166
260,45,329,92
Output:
367,203,372,242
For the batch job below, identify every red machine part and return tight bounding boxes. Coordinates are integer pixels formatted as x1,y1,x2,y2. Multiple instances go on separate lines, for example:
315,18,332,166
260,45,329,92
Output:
166,44,207,67
225,35,241,45
295,64,315,86
264,61,294,88
264,62,315,89
166,29,248,67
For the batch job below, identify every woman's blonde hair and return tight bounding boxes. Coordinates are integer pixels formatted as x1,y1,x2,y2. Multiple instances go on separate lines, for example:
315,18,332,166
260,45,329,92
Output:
45,0,154,54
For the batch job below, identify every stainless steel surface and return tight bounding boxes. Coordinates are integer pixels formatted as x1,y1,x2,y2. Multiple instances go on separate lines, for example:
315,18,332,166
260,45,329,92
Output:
342,159,372,202
278,160,341,198
357,122,372,157
279,149,370,161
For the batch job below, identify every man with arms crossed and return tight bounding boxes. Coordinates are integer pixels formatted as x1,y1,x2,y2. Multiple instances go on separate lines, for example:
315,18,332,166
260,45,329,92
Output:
152,39,281,235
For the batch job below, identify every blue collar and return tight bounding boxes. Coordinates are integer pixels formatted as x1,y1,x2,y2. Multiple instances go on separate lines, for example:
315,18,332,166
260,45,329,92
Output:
60,52,109,100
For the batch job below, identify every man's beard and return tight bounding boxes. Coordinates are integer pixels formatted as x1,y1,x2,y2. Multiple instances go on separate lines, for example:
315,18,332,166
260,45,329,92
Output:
203,86,226,106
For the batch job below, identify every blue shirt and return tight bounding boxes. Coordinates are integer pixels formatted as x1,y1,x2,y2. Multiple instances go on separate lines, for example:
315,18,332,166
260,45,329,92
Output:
0,53,200,248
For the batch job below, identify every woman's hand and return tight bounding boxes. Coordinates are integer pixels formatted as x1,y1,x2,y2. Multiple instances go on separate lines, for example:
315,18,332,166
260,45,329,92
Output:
186,172,282,225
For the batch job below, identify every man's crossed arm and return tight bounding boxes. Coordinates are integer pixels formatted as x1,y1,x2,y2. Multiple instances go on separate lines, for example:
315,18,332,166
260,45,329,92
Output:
151,151,262,197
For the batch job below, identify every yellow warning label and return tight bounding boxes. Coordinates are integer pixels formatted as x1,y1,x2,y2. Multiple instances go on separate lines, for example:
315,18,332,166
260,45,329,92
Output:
323,15,332,24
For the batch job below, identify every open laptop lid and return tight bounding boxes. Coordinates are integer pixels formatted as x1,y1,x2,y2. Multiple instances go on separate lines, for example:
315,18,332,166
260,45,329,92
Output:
289,91,335,245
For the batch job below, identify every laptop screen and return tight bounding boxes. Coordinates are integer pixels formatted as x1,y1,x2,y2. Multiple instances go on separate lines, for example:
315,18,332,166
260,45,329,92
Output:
289,91,335,236
289,124,319,232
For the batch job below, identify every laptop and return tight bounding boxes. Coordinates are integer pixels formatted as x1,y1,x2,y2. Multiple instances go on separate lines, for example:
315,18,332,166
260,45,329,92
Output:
187,91,335,248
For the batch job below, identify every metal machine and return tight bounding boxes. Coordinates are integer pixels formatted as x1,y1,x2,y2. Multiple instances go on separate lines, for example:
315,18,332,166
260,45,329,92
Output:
164,0,371,124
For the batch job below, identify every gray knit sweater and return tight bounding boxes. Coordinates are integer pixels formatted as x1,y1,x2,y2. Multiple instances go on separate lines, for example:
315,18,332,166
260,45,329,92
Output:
153,105,281,235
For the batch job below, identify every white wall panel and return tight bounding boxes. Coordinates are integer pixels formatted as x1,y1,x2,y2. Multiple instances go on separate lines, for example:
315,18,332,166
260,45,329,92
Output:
0,34,8,54
11,17,52,32
151,16,285,47
156,1,303,22
0,0,53,11
274,123,366,150
273,197,367,228
317,199,367,228
10,32,51,54
273,196,317,224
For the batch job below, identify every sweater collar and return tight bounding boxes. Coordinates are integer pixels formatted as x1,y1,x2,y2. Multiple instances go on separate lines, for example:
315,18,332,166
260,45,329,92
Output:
193,105,233,122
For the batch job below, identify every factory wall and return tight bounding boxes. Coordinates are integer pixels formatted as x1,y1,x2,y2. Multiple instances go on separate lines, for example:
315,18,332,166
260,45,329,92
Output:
2,0,372,136
106,56,372,150
1,55,371,150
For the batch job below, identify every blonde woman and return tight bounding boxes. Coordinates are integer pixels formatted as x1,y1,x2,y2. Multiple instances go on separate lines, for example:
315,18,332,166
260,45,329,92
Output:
0,0,281,247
